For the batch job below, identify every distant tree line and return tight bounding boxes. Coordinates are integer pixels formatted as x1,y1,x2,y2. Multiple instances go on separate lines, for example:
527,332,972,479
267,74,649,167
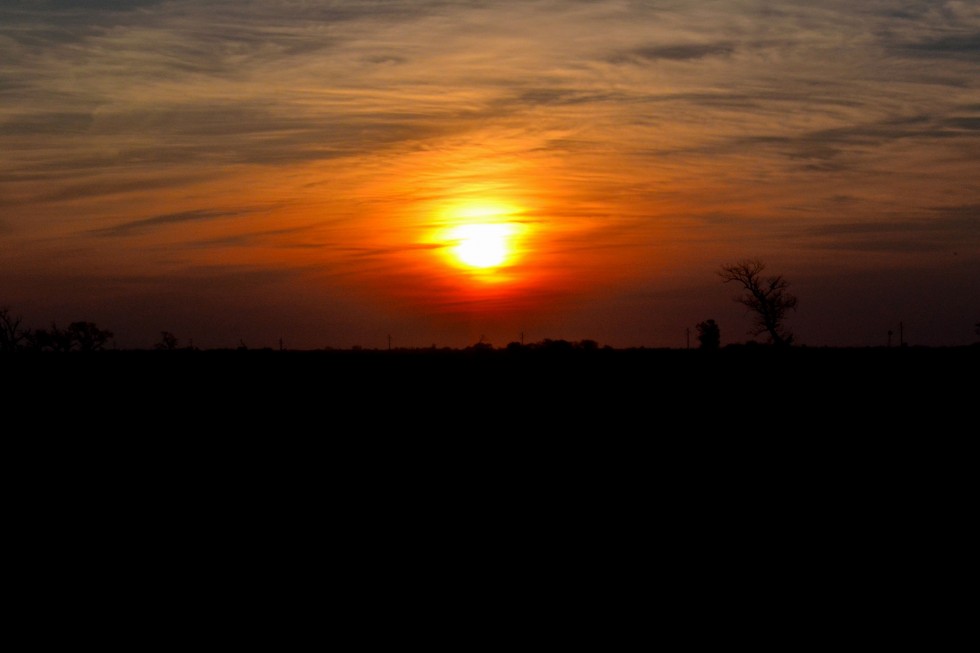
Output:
502,338,603,352
0,307,114,352
4,260,977,352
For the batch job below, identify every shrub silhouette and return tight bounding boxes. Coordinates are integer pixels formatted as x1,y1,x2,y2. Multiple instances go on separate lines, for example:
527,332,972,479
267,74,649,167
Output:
696,319,721,350
155,331,179,351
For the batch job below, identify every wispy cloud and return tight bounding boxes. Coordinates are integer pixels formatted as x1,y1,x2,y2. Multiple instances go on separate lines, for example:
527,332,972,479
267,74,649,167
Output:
805,203,980,253
181,225,319,249
89,208,252,237
1,1,978,347
893,31,980,60
4,1,976,186
608,43,736,64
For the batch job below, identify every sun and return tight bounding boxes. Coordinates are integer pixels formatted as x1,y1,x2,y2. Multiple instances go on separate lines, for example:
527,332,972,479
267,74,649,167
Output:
427,201,528,278
450,223,513,268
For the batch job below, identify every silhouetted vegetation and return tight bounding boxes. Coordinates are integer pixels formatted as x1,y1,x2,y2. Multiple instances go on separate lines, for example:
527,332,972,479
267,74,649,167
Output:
719,259,797,346
0,308,115,353
4,298,979,361
27,321,114,352
155,331,179,351
2,304,976,437
0,306,27,353
696,319,720,350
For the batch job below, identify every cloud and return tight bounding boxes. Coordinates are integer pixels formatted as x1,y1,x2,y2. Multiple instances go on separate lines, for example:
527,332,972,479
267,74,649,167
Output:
893,32,980,60
926,202,980,223
690,102,980,172
20,174,212,205
805,204,980,253
35,1,168,9
4,3,980,249
944,116,980,131
608,43,736,64
89,209,253,237
182,225,319,249
0,112,95,137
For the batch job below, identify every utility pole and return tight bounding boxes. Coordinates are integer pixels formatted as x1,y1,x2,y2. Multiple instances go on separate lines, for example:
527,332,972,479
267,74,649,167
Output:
388,334,391,351
686,327,690,350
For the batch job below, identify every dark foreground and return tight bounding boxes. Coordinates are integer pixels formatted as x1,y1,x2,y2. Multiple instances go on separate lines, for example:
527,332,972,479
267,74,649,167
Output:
5,344,975,424
7,343,973,502
5,344,972,630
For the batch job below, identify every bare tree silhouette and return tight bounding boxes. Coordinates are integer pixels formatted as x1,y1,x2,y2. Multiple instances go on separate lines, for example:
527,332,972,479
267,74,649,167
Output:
718,259,797,346
0,306,27,352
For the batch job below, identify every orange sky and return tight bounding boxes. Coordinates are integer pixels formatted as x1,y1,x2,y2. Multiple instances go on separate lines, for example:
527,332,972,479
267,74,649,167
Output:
1,1,978,349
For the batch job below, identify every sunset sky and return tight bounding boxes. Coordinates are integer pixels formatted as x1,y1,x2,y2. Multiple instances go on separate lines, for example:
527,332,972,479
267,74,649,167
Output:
2,0,978,349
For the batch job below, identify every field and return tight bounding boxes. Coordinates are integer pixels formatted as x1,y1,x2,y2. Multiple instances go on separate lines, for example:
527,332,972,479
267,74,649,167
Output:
6,344,972,591
6,344,974,427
